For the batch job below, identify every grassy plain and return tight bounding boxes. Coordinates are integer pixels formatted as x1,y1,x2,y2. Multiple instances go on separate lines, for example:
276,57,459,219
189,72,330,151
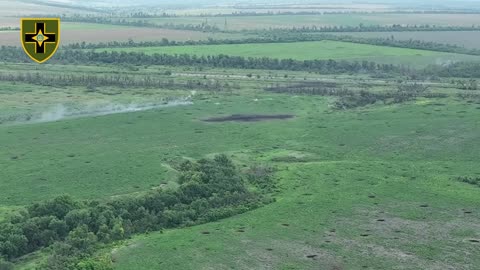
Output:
100,40,480,67
1,6,480,269
5,90,478,269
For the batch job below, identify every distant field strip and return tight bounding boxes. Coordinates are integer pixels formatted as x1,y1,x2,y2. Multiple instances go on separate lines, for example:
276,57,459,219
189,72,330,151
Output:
0,22,246,46
333,31,480,49
134,14,480,30
99,40,480,67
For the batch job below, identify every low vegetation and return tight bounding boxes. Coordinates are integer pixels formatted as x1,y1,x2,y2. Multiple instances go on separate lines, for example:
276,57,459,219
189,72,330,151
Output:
0,155,273,269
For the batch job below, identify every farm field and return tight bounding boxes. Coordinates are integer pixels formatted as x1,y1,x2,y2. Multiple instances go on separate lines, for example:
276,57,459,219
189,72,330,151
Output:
157,3,391,16
333,31,480,49
0,0,95,17
133,13,480,30
0,22,247,46
100,40,480,68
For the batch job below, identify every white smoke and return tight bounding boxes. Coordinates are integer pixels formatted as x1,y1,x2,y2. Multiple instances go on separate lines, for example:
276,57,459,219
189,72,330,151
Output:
9,99,193,125
435,58,455,67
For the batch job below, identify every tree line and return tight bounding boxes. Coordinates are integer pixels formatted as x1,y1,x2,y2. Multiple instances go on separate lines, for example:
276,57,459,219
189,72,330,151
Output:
266,82,447,109
424,62,480,78
58,32,480,57
1,44,477,78
0,72,236,92
59,16,220,32
0,27,19,31
0,46,401,75
0,155,274,269
254,24,480,33
258,31,480,56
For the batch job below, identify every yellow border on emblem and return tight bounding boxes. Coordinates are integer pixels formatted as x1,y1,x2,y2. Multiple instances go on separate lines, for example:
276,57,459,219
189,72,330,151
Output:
20,18,61,64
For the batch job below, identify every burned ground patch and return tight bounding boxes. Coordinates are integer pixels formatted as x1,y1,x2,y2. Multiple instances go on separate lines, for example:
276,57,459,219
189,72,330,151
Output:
203,114,294,122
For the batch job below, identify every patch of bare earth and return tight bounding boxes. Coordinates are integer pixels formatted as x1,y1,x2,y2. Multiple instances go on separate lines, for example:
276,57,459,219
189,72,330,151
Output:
203,114,294,122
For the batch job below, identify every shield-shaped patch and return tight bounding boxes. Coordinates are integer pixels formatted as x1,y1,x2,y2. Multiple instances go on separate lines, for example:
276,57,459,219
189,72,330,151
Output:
21,18,60,63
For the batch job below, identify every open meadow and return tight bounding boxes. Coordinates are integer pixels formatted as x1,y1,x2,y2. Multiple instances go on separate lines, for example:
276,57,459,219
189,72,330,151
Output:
1,1,480,269
3,68,479,269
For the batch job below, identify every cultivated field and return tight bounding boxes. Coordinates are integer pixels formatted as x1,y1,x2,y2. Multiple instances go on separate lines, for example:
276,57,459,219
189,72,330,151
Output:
0,22,247,46
134,13,480,31
157,3,391,16
101,40,480,67
333,31,480,49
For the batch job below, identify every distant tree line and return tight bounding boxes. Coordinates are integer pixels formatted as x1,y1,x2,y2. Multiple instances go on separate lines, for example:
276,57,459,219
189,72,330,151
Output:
456,92,480,101
59,15,221,32
1,44,477,78
42,13,480,34
0,27,19,31
0,155,274,269
0,46,401,75
0,72,236,92
424,62,480,78
117,10,480,18
257,32,480,56
255,24,480,33
57,32,480,57
450,79,478,90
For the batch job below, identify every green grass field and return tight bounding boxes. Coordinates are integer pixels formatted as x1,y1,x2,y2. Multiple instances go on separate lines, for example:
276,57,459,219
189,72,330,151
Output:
332,31,480,50
100,40,480,68
2,9,480,268
105,95,480,269
2,0,480,268
6,91,479,269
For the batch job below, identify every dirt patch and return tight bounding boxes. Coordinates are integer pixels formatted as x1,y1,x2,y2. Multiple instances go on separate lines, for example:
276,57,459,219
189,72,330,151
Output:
203,114,294,123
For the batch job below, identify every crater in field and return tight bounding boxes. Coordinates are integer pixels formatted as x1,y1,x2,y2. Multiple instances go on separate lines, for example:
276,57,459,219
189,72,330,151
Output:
203,114,294,122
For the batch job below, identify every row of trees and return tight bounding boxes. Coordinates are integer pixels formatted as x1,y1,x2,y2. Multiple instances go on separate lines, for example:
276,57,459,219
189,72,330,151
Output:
61,16,480,34
60,16,220,32
257,32,480,56
0,27,18,31
266,82,446,109
457,92,480,101
0,72,236,92
0,46,401,75
58,32,480,57
425,62,480,78
0,155,274,269
450,79,478,90
256,24,480,33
